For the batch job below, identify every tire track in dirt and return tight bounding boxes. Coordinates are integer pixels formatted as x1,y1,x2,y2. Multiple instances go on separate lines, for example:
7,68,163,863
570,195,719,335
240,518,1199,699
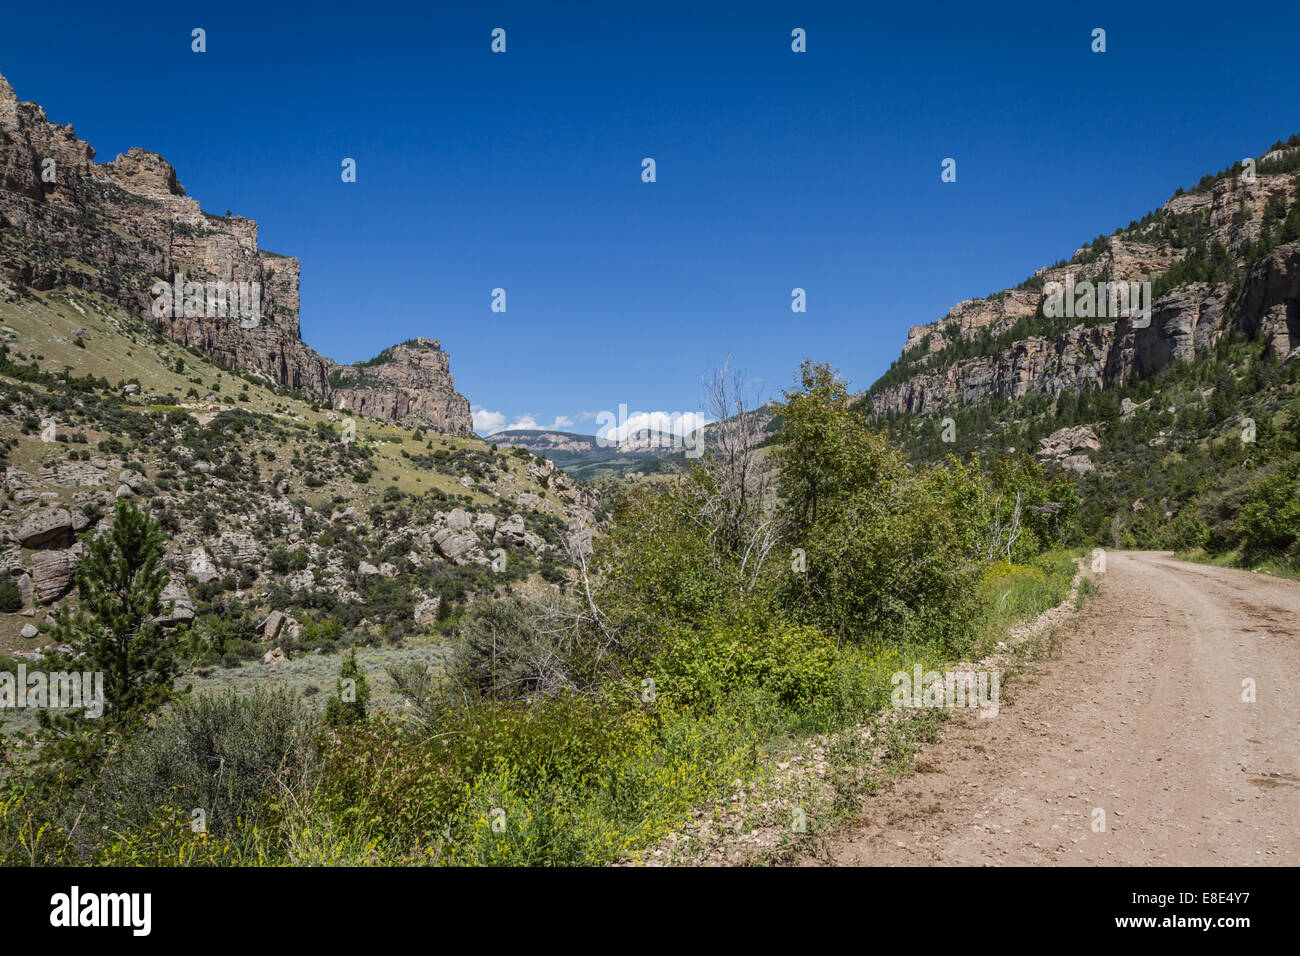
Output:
802,552,1300,866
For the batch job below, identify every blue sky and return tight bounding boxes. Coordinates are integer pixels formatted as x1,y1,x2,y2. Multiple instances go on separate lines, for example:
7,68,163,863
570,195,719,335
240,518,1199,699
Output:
3,1,1299,434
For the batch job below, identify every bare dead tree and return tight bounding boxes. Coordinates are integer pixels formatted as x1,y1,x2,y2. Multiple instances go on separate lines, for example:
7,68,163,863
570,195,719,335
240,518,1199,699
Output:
507,517,630,688
984,490,1023,560
1003,491,1023,558
559,519,619,651
685,361,781,592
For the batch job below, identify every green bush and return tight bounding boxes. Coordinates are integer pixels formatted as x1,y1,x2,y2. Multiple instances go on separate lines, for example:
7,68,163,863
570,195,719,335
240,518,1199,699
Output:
313,694,653,860
654,614,840,713
777,364,987,650
88,689,318,844
0,575,22,613
1238,461,1300,561
449,597,576,701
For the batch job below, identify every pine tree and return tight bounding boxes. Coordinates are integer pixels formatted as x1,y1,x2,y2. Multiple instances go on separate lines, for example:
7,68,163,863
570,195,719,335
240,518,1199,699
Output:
47,497,177,723
1280,200,1300,244
436,586,454,622
324,647,369,727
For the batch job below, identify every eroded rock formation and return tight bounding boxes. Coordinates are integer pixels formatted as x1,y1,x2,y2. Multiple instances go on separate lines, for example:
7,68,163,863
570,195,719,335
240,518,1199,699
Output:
870,151,1300,418
0,71,472,433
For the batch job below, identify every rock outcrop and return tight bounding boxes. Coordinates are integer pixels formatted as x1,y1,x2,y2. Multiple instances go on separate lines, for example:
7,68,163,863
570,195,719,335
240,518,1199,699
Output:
869,145,1300,418
1239,242,1300,358
330,339,472,433
1035,425,1101,476
29,548,79,603
17,508,74,548
0,71,472,433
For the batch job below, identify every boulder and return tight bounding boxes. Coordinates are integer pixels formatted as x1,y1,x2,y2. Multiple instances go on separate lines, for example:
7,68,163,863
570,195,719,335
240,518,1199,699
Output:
262,610,287,641
1120,397,1151,420
432,527,484,565
551,472,581,503
263,647,287,664
118,470,145,492
565,527,594,559
526,459,554,485
30,549,79,603
445,508,472,530
17,508,74,547
414,597,441,627
19,623,37,638
492,514,526,546
153,573,195,624
189,547,219,583
1035,425,1101,474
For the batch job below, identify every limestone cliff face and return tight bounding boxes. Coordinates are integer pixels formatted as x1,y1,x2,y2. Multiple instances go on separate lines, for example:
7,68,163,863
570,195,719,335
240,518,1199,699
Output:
1239,241,1300,358
0,71,472,432
330,338,472,434
870,148,1300,418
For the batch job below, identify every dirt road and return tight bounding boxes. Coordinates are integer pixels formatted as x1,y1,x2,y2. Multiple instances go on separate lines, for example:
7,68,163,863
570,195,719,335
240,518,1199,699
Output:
811,551,1300,866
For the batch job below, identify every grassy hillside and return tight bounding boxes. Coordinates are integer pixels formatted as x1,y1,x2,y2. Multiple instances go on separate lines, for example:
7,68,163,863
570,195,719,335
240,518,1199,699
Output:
0,283,592,668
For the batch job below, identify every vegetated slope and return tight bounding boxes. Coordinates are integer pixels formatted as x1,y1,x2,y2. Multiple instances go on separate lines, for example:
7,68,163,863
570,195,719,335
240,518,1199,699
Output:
867,134,1300,562
0,281,603,680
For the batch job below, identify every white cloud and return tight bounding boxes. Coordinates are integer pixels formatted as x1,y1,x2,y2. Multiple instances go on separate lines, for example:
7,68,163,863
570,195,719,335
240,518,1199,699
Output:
505,414,576,431
595,409,712,446
472,406,506,433
472,409,577,434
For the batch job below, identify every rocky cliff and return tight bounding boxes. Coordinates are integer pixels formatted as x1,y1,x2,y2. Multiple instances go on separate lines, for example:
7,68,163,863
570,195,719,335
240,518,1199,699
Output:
0,71,472,433
329,338,472,432
868,142,1300,417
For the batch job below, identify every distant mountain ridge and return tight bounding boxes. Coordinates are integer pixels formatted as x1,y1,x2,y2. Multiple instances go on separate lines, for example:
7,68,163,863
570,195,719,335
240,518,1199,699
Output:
484,429,602,457
0,71,472,433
